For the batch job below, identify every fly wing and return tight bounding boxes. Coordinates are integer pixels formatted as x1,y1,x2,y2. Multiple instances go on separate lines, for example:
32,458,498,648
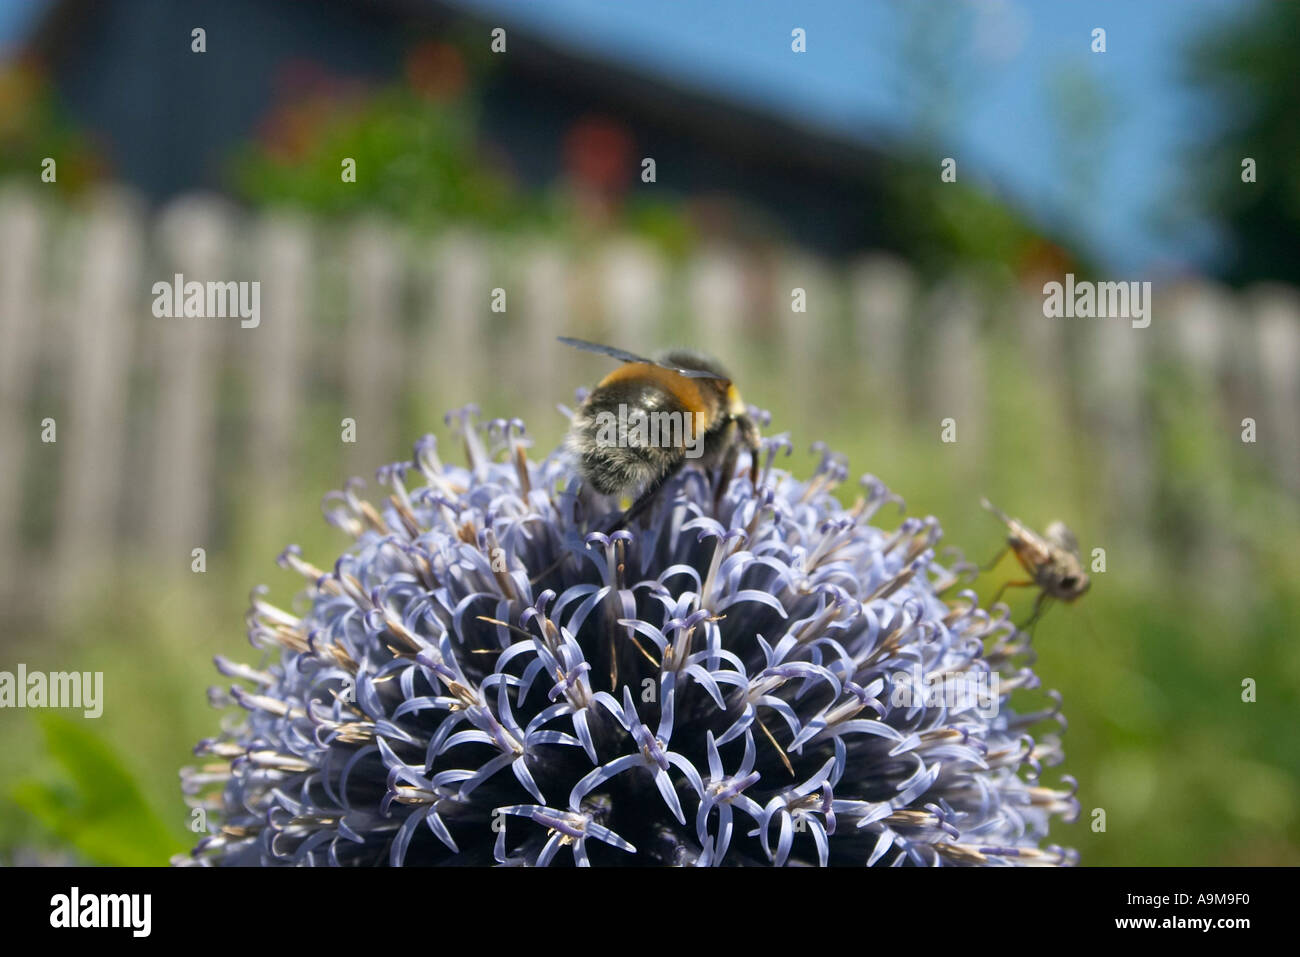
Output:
1009,528,1055,572
980,497,1015,528
558,337,727,381
1043,521,1081,558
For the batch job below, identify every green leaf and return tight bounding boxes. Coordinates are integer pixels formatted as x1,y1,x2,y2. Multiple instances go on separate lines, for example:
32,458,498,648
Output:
9,714,184,866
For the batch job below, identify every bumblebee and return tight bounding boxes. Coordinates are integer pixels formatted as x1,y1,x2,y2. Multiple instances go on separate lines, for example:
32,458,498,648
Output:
980,498,1090,627
559,337,761,524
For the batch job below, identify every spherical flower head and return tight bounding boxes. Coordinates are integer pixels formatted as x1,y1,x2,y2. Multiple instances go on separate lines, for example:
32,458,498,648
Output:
179,408,1078,866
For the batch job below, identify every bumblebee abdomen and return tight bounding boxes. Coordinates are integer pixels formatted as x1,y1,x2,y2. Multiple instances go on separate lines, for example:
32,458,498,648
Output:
567,378,706,496
570,440,678,496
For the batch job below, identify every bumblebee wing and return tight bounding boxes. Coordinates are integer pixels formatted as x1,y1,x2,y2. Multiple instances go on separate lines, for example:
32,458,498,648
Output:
558,337,656,365
558,336,727,381
667,366,728,380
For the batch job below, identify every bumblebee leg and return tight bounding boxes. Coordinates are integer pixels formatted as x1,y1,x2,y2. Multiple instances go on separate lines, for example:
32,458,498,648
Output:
735,414,761,487
713,441,741,514
991,579,1034,605
747,436,761,487
529,463,686,585
604,458,686,534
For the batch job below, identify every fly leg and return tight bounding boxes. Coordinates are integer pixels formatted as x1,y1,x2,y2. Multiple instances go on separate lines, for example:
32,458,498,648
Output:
1023,592,1054,634
991,579,1035,605
979,545,1009,572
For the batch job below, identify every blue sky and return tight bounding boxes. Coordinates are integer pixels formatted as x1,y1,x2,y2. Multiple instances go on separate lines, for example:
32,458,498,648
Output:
2,0,1251,273
447,0,1249,274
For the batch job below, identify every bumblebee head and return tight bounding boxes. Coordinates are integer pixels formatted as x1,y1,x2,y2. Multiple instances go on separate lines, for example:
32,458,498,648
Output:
657,349,732,378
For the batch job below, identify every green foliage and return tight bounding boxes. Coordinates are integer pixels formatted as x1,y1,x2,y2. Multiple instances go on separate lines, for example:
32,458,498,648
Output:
1186,2,1300,284
227,71,695,257
0,63,102,193
9,714,184,866
231,86,543,230
885,160,1047,276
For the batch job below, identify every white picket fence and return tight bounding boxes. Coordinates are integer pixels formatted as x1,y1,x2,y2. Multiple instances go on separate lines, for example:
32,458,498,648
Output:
1,182,1297,618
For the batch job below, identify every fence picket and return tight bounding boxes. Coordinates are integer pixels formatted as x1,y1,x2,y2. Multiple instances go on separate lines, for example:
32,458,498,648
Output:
148,195,232,564
52,190,142,593
776,254,830,419
1082,315,1151,538
0,188,46,606
343,219,402,471
423,232,487,410
518,243,570,410
1254,287,1300,494
600,240,663,348
1163,281,1243,581
851,255,915,422
246,212,310,496
926,277,985,468
688,247,745,361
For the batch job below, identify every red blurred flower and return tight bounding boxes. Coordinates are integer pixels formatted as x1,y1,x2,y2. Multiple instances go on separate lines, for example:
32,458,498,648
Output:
563,116,634,195
405,41,467,102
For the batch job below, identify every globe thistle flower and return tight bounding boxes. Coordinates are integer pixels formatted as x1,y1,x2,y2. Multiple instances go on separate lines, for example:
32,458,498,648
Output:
178,408,1079,866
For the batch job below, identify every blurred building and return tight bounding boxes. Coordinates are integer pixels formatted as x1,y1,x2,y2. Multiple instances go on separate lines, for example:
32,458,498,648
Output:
25,0,912,257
